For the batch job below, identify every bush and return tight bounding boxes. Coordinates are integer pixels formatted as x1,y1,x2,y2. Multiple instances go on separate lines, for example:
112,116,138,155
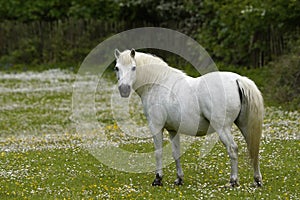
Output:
265,38,300,110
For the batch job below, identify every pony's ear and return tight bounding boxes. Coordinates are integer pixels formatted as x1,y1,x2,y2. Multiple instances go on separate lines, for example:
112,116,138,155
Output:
114,49,121,59
130,48,135,58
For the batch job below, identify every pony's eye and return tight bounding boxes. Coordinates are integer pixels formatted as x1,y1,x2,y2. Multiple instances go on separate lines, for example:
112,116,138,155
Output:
132,66,136,71
114,66,119,72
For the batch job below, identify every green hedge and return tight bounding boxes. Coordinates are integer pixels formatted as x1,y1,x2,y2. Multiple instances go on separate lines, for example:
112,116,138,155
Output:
1,0,299,68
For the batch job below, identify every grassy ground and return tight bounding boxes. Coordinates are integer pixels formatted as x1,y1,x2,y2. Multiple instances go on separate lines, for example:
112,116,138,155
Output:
0,70,299,199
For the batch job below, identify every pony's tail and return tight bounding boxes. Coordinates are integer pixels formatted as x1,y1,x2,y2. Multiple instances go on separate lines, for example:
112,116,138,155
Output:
236,77,264,164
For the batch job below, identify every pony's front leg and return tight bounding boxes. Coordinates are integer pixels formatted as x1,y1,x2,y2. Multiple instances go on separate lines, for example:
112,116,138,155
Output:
169,131,184,185
152,130,164,186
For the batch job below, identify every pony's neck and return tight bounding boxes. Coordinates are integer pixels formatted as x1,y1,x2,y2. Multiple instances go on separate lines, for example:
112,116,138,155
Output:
132,54,187,97
134,65,170,89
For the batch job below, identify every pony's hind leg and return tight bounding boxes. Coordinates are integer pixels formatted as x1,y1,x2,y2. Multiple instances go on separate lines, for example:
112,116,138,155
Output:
253,159,262,187
169,131,184,185
235,120,263,187
218,128,239,187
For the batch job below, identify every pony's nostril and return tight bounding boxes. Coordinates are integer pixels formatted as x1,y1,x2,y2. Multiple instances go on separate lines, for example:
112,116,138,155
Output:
118,84,131,98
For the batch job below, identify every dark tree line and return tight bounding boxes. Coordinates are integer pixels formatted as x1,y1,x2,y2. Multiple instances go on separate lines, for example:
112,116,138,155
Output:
0,0,299,67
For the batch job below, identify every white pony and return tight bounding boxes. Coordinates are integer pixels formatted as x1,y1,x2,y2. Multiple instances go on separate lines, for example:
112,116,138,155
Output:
114,49,264,187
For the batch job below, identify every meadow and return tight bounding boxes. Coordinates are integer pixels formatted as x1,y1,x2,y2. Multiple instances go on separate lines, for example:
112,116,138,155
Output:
0,69,299,199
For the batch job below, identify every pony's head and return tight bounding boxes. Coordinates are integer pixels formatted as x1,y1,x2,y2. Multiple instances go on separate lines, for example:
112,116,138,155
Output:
114,49,137,98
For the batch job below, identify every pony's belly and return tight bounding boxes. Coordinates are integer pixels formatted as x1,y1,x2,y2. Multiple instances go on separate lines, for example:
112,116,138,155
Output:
196,125,216,136
194,118,212,136
165,117,211,137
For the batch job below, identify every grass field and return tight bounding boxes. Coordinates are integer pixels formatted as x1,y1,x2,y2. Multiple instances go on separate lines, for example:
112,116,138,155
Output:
0,70,299,199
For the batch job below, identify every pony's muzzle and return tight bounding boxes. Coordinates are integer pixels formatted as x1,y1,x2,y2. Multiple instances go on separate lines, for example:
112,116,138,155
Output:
118,84,131,98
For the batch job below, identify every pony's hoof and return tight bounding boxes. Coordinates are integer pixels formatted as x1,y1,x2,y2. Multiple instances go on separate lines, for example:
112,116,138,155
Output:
152,180,163,186
253,180,263,187
253,177,263,187
174,177,183,186
152,174,163,186
229,179,239,188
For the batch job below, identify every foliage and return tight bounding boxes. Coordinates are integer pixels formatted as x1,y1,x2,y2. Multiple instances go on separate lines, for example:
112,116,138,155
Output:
116,0,197,28
117,0,299,67
0,20,128,66
264,37,300,110
0,0,119,22
195,0,300,66
0,0,299,67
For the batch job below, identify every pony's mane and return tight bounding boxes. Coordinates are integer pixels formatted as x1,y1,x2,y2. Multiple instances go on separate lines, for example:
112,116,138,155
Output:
118,50,188,93
118,50,186,76
118,50,168,67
